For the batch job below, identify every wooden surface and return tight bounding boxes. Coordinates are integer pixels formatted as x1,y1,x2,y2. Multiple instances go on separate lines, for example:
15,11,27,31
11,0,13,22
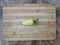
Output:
3,4,56,41
1,0,60,45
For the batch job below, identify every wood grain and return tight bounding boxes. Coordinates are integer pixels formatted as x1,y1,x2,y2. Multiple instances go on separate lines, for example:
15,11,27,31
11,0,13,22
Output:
3,4,56,41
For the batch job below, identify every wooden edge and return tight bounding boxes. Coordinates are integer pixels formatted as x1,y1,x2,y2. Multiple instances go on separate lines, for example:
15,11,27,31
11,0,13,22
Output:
3,4,56,8
4,37,56,41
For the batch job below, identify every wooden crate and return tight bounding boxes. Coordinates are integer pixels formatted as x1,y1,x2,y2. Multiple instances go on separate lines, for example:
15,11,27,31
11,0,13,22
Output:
3,4,56,41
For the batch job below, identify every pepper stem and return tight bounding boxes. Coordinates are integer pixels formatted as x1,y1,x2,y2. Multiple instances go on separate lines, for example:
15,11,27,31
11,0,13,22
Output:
34,18,39,23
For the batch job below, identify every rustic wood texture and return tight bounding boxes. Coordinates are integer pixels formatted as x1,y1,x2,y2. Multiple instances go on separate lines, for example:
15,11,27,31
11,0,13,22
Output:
3,4,56,41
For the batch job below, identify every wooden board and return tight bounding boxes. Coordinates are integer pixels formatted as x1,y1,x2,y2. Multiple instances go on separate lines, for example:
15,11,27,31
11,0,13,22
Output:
3,4,56,41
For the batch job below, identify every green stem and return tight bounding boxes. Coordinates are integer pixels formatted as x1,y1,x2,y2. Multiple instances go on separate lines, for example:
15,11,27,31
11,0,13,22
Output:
34,18,39,23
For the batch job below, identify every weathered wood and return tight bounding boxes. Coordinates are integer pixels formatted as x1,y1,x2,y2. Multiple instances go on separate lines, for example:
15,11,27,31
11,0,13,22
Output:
3,4,56,41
